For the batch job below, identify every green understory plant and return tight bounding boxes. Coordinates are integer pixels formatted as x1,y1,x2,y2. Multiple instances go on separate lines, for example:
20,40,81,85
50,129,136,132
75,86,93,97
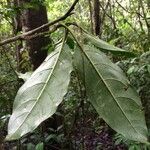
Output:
114,132,150,150
5,24,149,144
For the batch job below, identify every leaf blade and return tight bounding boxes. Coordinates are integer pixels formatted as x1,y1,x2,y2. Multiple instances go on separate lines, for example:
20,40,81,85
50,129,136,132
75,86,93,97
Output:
74,45,148,142
84,33,135,57
6,43,73,140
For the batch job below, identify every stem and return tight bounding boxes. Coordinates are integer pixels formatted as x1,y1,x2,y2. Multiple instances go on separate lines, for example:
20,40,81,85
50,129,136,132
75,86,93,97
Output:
61,24,88,148
60,24,85,52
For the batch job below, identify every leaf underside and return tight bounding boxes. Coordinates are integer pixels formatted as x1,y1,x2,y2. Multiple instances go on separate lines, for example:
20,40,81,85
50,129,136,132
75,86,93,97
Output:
6,43,73,140
84,33,135,57
74,45,148,142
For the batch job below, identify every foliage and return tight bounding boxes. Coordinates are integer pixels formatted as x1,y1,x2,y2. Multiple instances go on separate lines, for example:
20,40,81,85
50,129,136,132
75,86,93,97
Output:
5,27,148,143
45,0,150,52
118,51,150,127
0,0,150,149
84,33,135,57
0,46,21,147
74,43,147,142
6,41,73,140
114,132,150,150
0,46,19,124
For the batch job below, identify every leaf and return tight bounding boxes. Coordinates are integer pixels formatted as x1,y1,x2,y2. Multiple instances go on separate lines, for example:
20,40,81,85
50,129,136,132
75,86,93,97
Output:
84,33,135,57
74,45,148,142
16,72,33,81
35,142,44,150
147,65,150,74
66,36,75,49
27,143,35,150
6,42,73,141
127,66,138,75
129,145,141,150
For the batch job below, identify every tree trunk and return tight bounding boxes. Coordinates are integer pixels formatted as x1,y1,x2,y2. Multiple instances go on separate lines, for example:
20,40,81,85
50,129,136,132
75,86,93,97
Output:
20,0,50,70
13,0,23,71
93,0,101,36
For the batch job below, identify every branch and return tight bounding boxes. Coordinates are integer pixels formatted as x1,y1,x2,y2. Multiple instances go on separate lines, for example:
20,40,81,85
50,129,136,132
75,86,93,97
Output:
99,2,117,29
87,0,94,34
101,0,110,26
115,0,144,18
0,0,79,46
23,24,61,40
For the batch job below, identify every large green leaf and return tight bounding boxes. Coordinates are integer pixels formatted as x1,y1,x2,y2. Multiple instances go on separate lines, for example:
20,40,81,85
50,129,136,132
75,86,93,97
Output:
84,33,135,57
74,45,148,142
6,42,73,141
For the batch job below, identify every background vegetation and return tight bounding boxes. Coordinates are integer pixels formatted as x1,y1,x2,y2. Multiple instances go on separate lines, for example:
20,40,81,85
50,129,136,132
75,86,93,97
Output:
0,0,149,149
